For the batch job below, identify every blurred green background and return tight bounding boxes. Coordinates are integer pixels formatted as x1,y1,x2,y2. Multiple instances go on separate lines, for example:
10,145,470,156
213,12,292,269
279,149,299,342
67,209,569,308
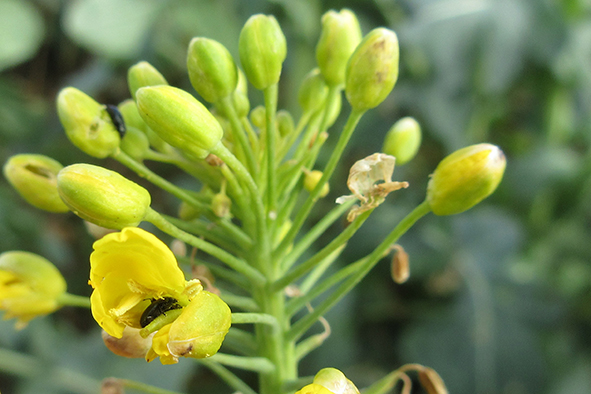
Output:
1,0,591,393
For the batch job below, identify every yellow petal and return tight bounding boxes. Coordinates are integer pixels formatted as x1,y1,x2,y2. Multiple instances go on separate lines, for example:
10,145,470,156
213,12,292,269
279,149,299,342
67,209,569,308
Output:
146,323,178,364
295,384,335,394
90,228,185,293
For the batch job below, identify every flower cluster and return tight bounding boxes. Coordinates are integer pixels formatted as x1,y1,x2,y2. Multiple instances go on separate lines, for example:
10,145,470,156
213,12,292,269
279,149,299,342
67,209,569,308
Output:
1,6,506,394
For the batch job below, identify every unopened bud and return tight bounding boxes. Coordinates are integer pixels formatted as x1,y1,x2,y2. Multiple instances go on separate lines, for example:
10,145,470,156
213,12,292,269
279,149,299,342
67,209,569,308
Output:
128,61,168,100
250,105,266,129
277,110,294,138
316,9,362,86
418,367,448,394
232,90,250,118
178,201,201,221
311,368,360,394
383,117,422,165
57,163,151,229
298,68,329,114
167,291,231,359
345,28,399,111
304,170,329,198
323,90,342,129
3,154,69,213
212,192,231,218
391,244,410,284
120,126,150,161
118,99,148,133
187,38,238,103
239,14,287,90
426,144,506,216
136,86,223,159
56,87,121,158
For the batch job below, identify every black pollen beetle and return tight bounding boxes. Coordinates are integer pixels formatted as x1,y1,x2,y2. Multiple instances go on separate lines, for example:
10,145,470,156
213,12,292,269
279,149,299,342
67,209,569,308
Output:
140,297,182,328
105,104,126,138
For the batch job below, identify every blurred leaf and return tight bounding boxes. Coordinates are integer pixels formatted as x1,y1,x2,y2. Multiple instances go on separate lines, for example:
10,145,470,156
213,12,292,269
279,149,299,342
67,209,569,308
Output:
0,0,44,71
62,0,161,60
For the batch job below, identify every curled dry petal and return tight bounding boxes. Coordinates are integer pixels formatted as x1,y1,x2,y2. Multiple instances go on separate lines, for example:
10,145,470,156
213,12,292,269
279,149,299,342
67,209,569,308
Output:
336,153,408,221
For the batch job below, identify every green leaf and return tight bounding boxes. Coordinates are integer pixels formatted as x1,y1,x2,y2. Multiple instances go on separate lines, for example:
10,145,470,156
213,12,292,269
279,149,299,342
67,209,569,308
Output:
0,0,44,71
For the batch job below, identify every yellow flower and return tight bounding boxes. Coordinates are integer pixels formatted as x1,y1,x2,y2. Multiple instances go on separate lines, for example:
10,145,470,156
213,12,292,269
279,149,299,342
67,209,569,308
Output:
296,368,360,394
0,251,67,329
89,227,231,364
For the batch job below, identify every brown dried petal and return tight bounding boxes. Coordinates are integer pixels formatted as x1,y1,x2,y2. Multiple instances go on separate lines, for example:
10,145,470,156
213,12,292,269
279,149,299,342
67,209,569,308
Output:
391,244,410,284
418,367,448,394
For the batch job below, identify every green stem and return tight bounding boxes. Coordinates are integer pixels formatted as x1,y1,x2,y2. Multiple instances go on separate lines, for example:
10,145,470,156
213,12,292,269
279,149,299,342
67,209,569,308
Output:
218,96,258,176
277,111,312,161
145,208,266,287
225,327,258,355
220,292,260,312
264,84,279,219
57,292,91,308
274,108,365,261
232,312,280,330
177,256,250,291
287,200,431,340
198,359,258,394
208,353,276,373
113,150,249,244
273,208,372,291
279,199,356,272
121,379,185,394
299,244,347,295
361,370,408,394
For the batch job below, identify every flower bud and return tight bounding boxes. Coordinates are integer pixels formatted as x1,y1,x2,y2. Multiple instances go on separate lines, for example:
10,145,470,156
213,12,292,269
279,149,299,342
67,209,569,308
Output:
167,290,231,359
239,14,287,90
232,90,251,118
0,251,67,328
383,117,422,165
323,89,342,129
277,110,294,138
187,38,238,103
178,201,201,221
127,61,168,100
212,192,231,218
3,154,69,213
304,170,329,198
426,144,506,216
120,126,151,161
298,68,329,114
316,9,362,86
56,87,121,158
136,86,223,159
250,105,266,129
118,99,148,133
345,28,399,111
57,163,151,229
313,368,360,394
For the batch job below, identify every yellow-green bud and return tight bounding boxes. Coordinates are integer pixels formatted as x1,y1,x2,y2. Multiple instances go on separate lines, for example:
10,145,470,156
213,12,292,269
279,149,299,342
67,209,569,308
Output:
0,251,67,329
276,110,294,138
118,99,148,133
313,368,360,394
57,163,151,229
178,201,201,221
187,38,238,103
304,170,329,198
323,90,342,129
120,126,150,161
56,87,121,158
238,14,287,90
167,290,231,359
426,144,506,216
345,28,399,111
250,105,266,129
128,61,168,100
382,117,422,165
316,9,362,86
3,154,69,213
211,192,231,218
236,68,248,95
232,90,251,118
298,68,329,114
136,86,223,160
